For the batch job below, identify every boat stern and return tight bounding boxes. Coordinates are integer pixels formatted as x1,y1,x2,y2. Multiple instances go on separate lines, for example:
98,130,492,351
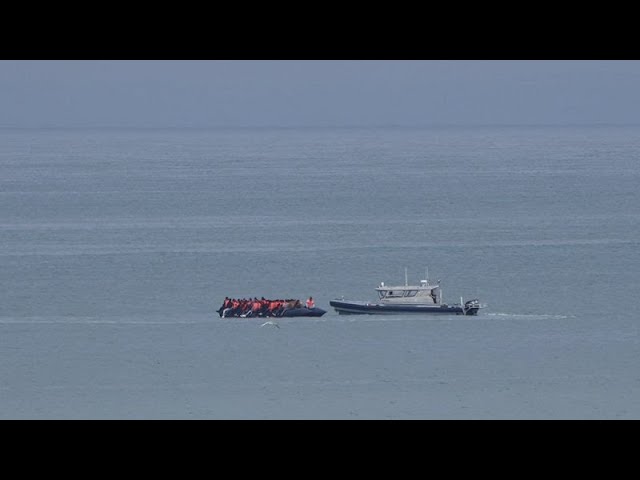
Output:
463,299,481,315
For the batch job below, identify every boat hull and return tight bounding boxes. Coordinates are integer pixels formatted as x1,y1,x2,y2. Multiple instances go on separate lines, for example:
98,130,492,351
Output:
279,307,327,317
329,299,479,316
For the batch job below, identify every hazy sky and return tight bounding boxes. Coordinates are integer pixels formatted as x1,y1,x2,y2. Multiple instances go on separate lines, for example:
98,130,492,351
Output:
1,60,639,128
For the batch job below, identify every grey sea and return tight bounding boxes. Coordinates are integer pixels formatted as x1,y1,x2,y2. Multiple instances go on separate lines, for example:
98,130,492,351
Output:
1,125,639,419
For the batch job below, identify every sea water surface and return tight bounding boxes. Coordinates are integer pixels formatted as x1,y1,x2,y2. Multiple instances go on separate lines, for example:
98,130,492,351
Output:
1,125,639,419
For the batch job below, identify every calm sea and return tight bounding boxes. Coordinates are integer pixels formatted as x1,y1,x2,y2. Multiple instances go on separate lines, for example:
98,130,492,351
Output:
1,125,638,419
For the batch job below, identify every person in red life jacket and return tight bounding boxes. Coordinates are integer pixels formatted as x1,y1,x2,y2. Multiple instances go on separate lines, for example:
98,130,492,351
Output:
251,298,262,317
217,297,230,317
268,299,280,317
224,298,239,317
239,298,252,317
305,296,315,309
232,298,242,317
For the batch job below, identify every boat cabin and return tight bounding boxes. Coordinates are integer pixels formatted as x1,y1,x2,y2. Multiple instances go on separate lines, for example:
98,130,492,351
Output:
375,280,441,305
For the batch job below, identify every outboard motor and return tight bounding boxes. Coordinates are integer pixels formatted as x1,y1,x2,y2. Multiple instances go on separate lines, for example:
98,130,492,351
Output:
463,299,480,315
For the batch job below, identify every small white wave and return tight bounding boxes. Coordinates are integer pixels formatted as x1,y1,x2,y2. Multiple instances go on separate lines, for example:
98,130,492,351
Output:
484,312,574,319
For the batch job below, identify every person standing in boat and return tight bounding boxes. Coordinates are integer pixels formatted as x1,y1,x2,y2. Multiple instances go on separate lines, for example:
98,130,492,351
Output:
218,297,232,317
305,296,315,309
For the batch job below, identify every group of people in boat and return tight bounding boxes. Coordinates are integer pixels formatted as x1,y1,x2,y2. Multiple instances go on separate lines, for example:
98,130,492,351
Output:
217,296,315,318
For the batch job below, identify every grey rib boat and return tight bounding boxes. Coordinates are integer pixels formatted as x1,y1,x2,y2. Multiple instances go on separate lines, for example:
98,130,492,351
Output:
329,270,482,316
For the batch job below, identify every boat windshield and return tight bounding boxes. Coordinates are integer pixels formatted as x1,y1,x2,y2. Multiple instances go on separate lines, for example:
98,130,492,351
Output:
378,289,418,299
